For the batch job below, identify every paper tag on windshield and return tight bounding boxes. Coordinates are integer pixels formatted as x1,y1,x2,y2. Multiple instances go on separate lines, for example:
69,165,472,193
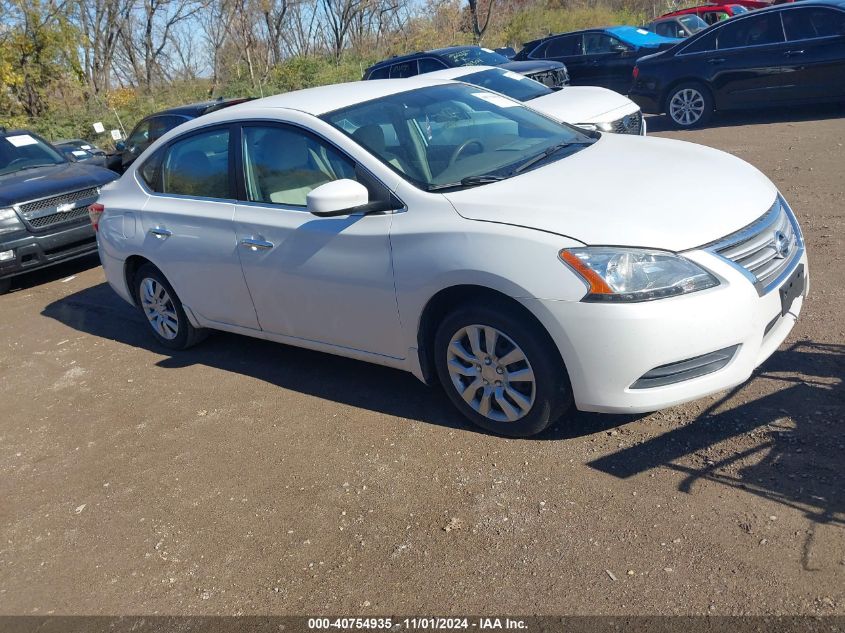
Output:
472,92,517,107
503,71,525,81
481,47,494,53
5,134,38,147
80,144,92,150
72,150,88,157
637,28,649,34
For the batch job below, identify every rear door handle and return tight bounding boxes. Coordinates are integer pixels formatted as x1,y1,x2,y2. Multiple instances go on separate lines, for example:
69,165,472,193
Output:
239,237,274,251
784,49,805,57
707,58,726,64
148,227,172,239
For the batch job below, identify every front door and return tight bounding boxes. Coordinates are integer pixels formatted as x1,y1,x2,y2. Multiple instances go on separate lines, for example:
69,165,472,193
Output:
232,123,404,358
780,6,845,100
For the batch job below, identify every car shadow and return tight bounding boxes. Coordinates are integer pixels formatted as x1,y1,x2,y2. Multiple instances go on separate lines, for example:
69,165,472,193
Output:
42,281,639,439
645,102,845,133
589,340,844,567
3,253,101,294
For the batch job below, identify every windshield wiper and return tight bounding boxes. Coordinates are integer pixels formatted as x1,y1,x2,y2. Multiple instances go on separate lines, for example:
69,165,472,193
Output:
511,141,589,175
426,174,505,192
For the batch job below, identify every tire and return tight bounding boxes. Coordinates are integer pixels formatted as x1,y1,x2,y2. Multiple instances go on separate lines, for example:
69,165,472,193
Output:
132,263,207,350
665,82,713,129
0,278,10,295
433,302,572,438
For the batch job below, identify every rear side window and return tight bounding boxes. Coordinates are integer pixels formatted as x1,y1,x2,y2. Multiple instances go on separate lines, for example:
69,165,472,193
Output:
367,66,390,79
683,29,718,53
782,7,845,40
390,61,417,78
139,149,163,189
544,34,583,57
717,13,785,48
158,128,230,198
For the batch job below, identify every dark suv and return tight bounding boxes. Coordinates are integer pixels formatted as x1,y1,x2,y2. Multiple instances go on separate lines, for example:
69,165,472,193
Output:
0,128,117,294
113,97,251,173
363,46,569,88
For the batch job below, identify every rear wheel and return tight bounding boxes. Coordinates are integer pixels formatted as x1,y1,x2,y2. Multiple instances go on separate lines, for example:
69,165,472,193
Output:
133,263,207,350
434,303,572,437
666,82,713,129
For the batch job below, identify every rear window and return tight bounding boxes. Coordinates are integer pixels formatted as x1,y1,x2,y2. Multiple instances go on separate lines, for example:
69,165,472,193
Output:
156,128,231,198
782,7,845,40
367,66,390,79
717,13,785,48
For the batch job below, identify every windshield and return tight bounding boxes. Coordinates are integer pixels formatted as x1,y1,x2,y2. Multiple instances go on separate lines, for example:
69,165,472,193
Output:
455,68,553,102
439,47,511,67
0,133,65,176
322,83,594,191
679,14,709,33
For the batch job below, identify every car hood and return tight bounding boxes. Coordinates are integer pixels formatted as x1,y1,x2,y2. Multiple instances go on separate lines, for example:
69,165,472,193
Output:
442,134,778,252
528,86,638,124
499,59,565,74
0,162,117,207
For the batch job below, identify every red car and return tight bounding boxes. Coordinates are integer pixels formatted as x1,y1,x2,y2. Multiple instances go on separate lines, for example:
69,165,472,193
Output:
659,3,752,26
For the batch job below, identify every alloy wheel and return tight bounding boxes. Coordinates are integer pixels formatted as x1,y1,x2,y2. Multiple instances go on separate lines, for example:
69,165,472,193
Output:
669,88,706,126
140,277,179,340
446,324,536,423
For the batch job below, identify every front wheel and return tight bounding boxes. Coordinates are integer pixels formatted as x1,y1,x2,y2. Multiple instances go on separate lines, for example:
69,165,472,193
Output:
666,82,713,129
434,303,572,437
133,263,207,350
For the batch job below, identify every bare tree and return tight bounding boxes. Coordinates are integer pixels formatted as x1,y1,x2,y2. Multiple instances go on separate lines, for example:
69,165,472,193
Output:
319,0,367,61
466,0,493,43
73,0,132,96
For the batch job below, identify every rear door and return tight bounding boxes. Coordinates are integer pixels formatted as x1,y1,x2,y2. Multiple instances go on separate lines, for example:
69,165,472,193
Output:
708,12,791,108
138,125,259,329
529,34,587,83
779,6,845,100
582,32,635,92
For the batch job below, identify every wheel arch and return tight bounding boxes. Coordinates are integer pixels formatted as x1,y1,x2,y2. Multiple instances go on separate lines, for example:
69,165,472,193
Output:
123,254,154,306
415,284,566,385
661,77,715,114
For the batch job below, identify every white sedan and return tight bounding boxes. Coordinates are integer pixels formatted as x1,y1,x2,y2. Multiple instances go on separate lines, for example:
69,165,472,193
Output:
422,65,646,135
93,78,807,437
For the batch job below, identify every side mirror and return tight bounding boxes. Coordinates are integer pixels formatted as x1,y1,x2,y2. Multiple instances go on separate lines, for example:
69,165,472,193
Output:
115,141,126,152
307,179,369,217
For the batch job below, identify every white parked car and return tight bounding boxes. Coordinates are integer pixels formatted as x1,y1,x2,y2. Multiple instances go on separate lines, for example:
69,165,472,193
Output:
422,65,646,135
93,78,807,437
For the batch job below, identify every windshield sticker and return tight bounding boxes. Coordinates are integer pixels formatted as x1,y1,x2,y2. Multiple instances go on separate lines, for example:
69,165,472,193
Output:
72,150,89,157
80,144,92,150
481,47,494,53
5,134,39,147
503,71,525,81
636,28,649,35
472,92,517,108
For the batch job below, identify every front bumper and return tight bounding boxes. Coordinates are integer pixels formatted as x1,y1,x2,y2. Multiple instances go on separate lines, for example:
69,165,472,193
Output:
0,222,98,280
521,250,808,414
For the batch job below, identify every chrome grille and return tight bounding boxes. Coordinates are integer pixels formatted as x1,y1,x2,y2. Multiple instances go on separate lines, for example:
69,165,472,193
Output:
709,196,803,294
16,187,99,231
611,111,643,135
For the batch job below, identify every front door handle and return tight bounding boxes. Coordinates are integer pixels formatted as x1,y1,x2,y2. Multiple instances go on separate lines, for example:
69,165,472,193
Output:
707,58,726,64
784,49,805,57
149,227,172,239
239,237,274,251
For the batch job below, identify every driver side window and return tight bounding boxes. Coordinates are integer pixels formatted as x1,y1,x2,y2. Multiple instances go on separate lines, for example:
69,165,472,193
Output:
241,125,357,207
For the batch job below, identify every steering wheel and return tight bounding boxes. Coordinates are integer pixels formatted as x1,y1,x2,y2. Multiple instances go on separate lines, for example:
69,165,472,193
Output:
448,138,484,169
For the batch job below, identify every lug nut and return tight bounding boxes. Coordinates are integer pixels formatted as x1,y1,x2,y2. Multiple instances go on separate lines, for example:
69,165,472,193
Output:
484,357,492,365
496,367,503,374
495,380,502,387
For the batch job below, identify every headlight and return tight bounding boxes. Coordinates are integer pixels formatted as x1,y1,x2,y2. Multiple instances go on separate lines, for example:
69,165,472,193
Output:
560,247,719,302
0,208,25,236
576,122,614,133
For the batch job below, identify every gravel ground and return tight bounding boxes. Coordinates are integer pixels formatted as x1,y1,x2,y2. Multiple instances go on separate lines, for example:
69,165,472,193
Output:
0,106,843,617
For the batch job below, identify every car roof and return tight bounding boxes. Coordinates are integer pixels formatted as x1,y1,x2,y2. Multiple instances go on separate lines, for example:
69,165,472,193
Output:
204,77,453,118
154,97,252,118
366,45,495,71
420,65,501,80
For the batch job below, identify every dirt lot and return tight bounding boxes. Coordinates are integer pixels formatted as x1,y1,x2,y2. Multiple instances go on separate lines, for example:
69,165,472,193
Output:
1,107,843,617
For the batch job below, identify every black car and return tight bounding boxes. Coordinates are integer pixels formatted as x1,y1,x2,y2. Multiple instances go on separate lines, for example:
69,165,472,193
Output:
363,46,569,88
513,26,682,93
114,97,251,173
645,14,710,39
0,128,117,294
630,0,845,128
54,141,109,169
